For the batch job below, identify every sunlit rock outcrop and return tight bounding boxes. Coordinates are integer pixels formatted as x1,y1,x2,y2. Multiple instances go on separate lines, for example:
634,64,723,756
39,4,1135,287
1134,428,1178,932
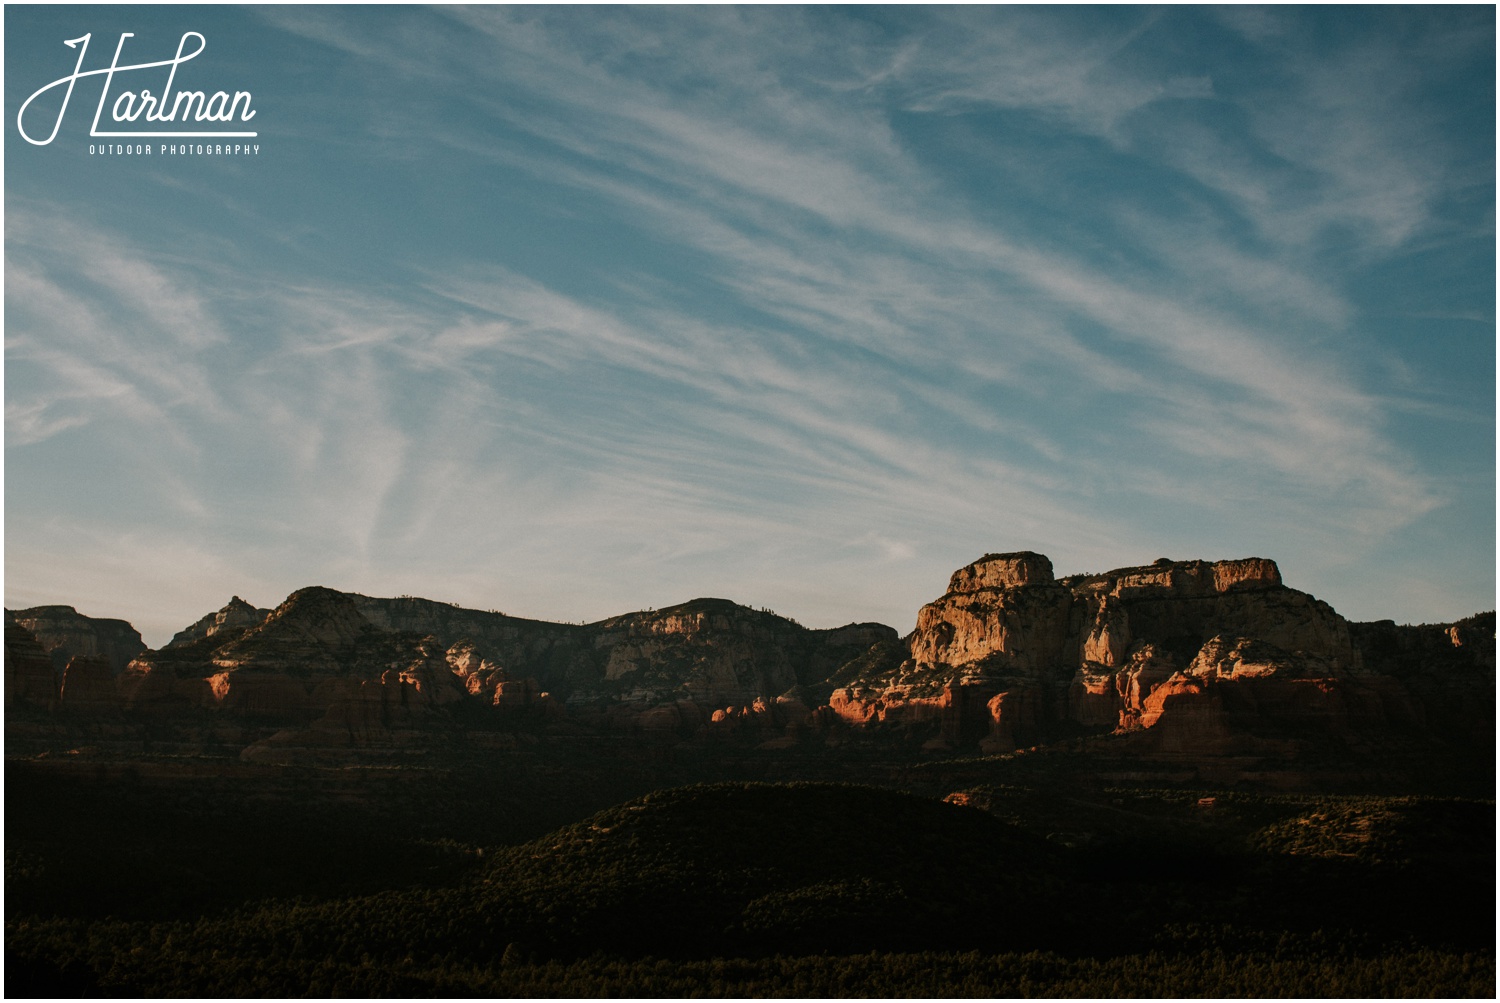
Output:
824,551,1489,756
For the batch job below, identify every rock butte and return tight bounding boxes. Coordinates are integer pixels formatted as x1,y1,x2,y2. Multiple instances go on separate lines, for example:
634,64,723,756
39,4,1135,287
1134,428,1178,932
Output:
4,552,1492,761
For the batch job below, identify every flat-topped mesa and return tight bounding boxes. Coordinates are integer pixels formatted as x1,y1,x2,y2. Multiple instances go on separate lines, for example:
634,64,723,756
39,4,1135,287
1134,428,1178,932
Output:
1064,557,1282,600
5,604,147,676
947,552,1055,594
835,549,1395,754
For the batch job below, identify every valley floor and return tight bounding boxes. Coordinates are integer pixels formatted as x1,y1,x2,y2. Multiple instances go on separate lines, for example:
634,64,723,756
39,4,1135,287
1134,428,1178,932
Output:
5,731,1494,998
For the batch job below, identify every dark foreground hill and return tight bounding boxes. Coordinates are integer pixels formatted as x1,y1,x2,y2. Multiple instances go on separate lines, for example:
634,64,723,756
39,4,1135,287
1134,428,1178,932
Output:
468,782,1066,958
6,778,1492,997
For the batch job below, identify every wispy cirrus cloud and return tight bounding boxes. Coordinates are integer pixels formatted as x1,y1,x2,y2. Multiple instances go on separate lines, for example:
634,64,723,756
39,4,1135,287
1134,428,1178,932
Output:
5,208,231,450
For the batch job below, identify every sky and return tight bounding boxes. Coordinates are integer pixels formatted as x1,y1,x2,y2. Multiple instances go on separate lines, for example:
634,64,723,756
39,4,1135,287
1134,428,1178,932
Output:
4,5,1494,647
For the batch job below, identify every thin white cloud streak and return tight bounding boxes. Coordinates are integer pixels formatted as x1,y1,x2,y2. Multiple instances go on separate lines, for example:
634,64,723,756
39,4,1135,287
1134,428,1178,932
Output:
5,213,233,452
1206,12,1479,255
434,116,1375,509
871,7,1172,136
901,7,1472,256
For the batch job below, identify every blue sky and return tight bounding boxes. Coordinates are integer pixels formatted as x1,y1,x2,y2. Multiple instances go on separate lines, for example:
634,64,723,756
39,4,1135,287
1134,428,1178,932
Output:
5,6,1494,646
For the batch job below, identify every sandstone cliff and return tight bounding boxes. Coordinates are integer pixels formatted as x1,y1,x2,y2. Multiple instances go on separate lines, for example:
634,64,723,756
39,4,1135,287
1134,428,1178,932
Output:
5,605,145,676
829,551,1490,755
5,622,57,709
59,654,120,712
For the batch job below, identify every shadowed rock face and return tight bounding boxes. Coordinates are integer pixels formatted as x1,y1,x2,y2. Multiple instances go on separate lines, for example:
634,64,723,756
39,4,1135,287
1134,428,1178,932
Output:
1349,611,1496,750
59,655,118,712
5,606,145,677
210,587,379,676
588,598,895,707
5,622,57,708
124,588,470,720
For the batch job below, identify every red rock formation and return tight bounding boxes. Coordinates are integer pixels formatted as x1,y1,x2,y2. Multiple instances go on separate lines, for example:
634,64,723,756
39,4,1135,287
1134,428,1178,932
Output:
446,639,507,697
493,677,549,710
1188,636,1308,679
1066,558,1357,672
126,589,472,722
1138,674,1236,754
6,605,145,676
907,584,1076,678
1068,666,1120,729
166,596,271,647
1065,556,1282,600
825,551,1485,756
978,687,1046,754
946,551,1055,592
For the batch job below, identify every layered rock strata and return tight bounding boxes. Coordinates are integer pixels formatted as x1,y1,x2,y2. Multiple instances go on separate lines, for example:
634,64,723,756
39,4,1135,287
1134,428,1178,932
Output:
5,623,58,709
831,552,1490,755
59,654,120,712
117,588,896,741
5,605,146,676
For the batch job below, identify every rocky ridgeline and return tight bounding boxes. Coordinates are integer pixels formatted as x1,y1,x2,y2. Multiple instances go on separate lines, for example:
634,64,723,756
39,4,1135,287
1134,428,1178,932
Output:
4,553,1492,760
7,586,894,753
